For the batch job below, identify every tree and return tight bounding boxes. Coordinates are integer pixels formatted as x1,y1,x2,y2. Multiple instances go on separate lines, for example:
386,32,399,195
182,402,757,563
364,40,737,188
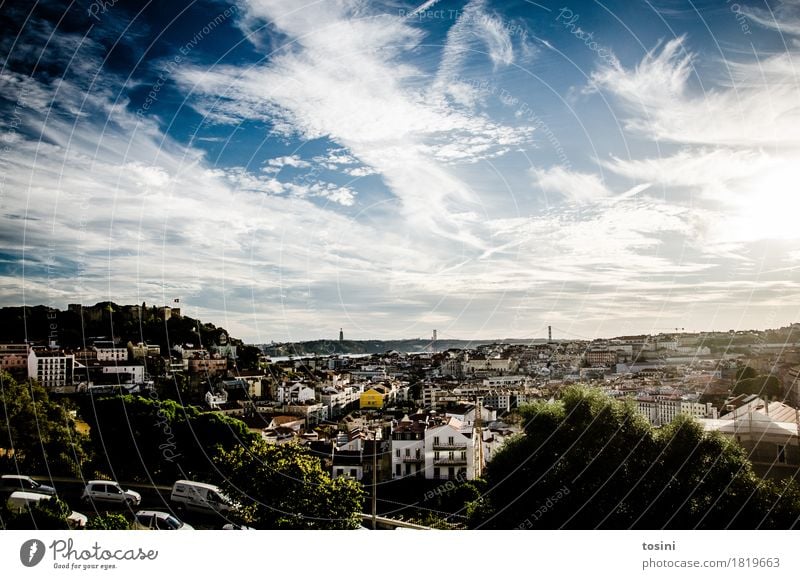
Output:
80,394,256,482
732,375,782,399
86,513,131,530
0,372,88,476
4,497,72,530
215,440,364,529
469,386,800,529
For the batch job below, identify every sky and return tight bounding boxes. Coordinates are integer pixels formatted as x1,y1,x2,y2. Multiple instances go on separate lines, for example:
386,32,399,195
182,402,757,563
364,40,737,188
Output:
1,0,800,343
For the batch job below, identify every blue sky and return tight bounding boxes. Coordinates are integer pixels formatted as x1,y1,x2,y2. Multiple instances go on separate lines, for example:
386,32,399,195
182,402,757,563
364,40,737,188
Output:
1,0,799,342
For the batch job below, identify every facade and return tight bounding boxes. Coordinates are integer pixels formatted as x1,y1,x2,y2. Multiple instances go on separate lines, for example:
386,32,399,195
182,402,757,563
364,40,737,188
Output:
100,363,145,384
390,415,481,481
360,388,385,410
0,343,30,375
28,348,75,389
187,355,228,377
635,396,716,427
701,400,800,480
585,350,618,366
93,345,129,362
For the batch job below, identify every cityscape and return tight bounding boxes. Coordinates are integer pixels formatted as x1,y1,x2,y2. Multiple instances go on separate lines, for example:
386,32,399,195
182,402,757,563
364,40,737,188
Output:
2,0,800,545
2,302,800,529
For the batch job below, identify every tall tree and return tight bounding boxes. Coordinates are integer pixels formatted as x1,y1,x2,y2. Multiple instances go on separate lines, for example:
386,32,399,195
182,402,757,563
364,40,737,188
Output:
0,372,87,476
469,386,800,529
215,441,364,529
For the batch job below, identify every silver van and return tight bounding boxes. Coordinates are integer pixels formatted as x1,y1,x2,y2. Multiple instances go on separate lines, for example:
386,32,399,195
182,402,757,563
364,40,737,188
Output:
170,480,234,514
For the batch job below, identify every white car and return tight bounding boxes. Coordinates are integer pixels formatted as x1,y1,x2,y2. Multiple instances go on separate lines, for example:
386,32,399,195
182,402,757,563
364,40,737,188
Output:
81,480,141,507
133,510,193,530
0,475,56,496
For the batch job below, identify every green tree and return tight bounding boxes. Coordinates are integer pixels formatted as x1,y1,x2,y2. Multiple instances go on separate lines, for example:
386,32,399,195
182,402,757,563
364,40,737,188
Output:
470,386,800,529
0,372,88,476
80,394,256,482
4,497,71,530
86,513,132,530
732,375,782,398
215,440,364,529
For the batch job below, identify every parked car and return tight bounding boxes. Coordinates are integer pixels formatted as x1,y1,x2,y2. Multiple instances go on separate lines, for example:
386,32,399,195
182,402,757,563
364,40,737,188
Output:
133,510,193,530
6,490,51,512
81,480,141,507
0,475,56,496
170,480,234,515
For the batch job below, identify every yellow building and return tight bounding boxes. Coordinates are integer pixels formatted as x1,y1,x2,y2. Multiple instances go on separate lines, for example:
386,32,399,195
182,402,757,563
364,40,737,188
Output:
360,388,385,410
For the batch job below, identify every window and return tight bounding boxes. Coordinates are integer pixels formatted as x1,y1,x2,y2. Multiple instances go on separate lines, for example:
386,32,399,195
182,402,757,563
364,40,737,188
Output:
461,451,467,460
777,444,787,464
395,464,401,476
336,468,344,476
448,451,454,460
395,449,400,458
433,436,440,445
350,469,357,477
448,436,454,445
433,467,440,479
434,451,440,460
405,448,410,457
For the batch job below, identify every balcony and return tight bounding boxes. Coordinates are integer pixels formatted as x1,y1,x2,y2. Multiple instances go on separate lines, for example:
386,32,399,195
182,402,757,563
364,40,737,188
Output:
402,456,424,463
432,443,467,451
434,458,467,466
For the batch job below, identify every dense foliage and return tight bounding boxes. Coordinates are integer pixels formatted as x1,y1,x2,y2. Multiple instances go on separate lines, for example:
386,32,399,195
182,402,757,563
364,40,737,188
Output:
79,394,256,482
0,372,88,476
469,386,800,529
215,440,365,529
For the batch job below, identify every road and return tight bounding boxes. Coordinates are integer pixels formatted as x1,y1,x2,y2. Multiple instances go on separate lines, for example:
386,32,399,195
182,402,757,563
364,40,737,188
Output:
12,476,238,529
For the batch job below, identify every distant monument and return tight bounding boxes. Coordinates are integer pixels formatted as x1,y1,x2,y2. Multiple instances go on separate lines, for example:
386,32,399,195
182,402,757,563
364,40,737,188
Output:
339,328,344,342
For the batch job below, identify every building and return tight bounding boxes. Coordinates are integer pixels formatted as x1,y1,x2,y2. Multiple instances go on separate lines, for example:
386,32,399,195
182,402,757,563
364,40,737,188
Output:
277,382,316,405
187,355,228,377
391,416,426,478
635,396,716,427
585,350,617,366
700,399,800,480
0,343,30,376
100,363,145,384
92,341,129,362
360,387,386,410
28,348,75,389
390,413,482,481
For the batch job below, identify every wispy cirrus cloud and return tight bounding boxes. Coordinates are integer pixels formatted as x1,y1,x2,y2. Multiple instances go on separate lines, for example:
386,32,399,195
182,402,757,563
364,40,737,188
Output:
176,0,533,248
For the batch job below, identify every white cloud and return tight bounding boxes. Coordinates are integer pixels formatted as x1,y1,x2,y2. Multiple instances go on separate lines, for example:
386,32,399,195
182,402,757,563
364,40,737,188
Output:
587,35,800,147
531,166,612,204
176,0,533,247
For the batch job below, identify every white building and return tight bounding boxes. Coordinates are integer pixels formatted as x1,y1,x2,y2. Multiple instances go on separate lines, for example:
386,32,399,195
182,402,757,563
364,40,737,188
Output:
390,414,482,481
28,348,75,389
93,345,129,362
277,382,316,404
635,396,716,427
100,363,145,384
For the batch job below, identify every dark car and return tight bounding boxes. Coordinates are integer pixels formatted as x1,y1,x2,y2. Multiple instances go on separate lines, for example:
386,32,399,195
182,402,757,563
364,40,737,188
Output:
0,475,56,496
